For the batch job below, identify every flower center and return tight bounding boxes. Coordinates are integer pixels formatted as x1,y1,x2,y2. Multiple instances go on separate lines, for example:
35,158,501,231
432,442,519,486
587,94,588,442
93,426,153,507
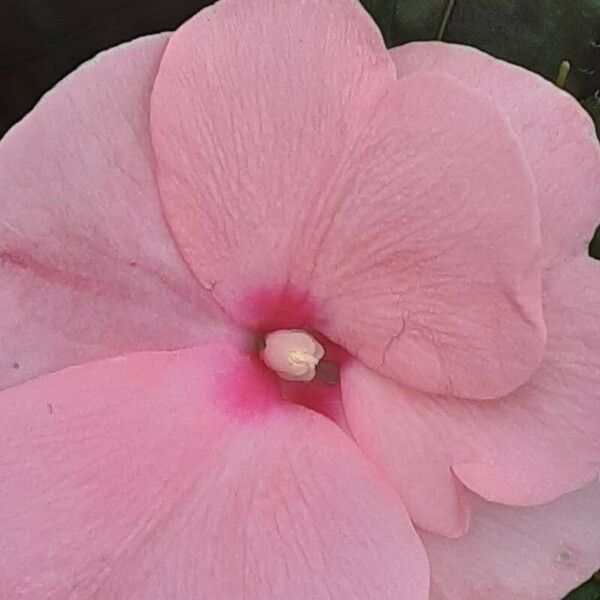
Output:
260,329,325,382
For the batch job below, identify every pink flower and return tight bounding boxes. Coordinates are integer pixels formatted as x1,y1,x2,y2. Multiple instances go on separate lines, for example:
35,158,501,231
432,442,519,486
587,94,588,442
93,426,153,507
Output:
1,0,599,597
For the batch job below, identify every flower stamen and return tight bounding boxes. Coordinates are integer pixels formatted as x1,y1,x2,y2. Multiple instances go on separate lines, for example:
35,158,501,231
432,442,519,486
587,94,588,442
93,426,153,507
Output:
260,329,325,382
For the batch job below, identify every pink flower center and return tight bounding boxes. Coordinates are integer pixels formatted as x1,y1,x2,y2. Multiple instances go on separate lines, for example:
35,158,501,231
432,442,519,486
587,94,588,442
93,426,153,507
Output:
251,327,347,429
228,286,349,427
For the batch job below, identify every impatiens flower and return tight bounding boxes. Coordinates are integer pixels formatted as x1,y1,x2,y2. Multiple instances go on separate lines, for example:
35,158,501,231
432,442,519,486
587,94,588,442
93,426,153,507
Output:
1,0,599,598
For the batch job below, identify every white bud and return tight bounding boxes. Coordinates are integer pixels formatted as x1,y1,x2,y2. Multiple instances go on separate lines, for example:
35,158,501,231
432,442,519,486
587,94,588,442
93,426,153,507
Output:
260,329,325,382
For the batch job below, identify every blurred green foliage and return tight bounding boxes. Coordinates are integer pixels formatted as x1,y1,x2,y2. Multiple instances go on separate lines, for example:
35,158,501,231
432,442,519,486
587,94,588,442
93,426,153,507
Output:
564,575,600,600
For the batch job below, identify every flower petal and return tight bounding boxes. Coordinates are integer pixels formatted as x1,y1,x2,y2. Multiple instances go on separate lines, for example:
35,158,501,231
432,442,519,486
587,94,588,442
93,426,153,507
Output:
342,256,600,535
0,33,229,391
151,0,544,400
391,41,600,267
0,343,429,599
422,482,600,600
342,358,472,538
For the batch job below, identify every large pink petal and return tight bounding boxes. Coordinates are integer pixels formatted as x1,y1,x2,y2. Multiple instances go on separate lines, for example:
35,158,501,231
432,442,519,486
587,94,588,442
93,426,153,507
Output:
391,41,600,268
0,343,428,599
422,482,600,600
0,33,231,391
151,0,544,400
343,256,600,536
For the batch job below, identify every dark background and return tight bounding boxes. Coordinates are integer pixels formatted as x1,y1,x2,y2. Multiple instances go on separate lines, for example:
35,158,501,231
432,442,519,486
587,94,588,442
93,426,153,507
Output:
0,0,216,135
0,4,599,597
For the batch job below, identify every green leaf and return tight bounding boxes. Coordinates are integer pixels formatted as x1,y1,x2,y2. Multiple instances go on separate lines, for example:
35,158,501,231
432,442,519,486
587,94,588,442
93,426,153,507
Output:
583,91,600,137
361,0,600,99
362,0,446,42
564,575,600,600
361,0,400,43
